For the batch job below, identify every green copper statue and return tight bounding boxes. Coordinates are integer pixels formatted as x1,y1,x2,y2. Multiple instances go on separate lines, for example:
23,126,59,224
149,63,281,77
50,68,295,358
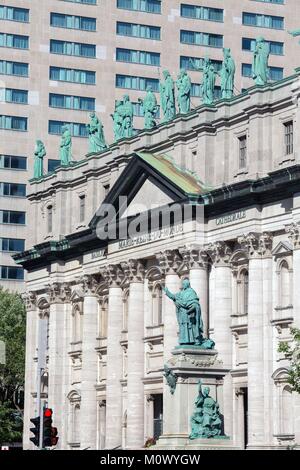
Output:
220,48,235,99
111,100,124,142
190,56,216,105
163,278,214,349
111,95,134,142
59,125,72,166
289,28,300,43
138,86,158,129
190,380,223,440
176,69,192,114
33,140,46,178
86,112,107,153
160,70,176,123
252,37,269,86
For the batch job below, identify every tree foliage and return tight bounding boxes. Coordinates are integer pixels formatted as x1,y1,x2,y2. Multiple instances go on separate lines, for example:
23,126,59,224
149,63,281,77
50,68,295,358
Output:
0,287,26,443
278,328,300,394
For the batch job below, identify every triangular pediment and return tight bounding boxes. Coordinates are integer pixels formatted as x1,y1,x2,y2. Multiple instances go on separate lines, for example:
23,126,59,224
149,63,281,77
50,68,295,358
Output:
89,152,211,230
272,240,293,256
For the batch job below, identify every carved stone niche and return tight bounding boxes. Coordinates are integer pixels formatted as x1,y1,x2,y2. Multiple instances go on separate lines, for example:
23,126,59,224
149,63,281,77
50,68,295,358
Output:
154,347,238,450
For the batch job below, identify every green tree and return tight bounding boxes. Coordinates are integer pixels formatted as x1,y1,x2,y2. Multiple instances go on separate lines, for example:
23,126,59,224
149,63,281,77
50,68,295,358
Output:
278,328,300,394
0,287,26,443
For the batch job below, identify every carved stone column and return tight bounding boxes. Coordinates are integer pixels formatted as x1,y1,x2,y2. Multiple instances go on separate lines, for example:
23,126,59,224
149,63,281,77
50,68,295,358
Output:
79,275,99,450
286,223,300,444
47,282,71,450
207,241,233,438
238,232,273,449
180,245,209,336
156,250,182,361
22,292,37,450
121,260,145,449
101,265,124,449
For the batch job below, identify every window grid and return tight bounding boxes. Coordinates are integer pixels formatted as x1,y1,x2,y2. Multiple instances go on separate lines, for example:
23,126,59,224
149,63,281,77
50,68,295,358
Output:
284,121,293,156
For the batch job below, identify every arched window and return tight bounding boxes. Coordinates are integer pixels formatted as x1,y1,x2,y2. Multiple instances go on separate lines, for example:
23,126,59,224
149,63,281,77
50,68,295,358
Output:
237,269,249,315
47,205,53,233
282,386,294,435
279,260,290,308
99,298,108,338
72,305,82,343
123,289,129,331
152,284,163,325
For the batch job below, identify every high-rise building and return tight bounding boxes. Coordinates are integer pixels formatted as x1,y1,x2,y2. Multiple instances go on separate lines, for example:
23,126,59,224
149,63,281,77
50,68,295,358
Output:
1,0,300,291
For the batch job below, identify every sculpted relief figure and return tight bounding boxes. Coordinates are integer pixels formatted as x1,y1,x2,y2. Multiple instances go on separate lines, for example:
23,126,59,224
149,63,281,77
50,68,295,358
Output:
33,140,46,178
138,86,158,129
190,380,223,440
111,95,134,142
176,69,192,114
86,112,107,153
220,48,236,99
160,70,176,123
163,278,214,349
59,125,72,166
252,36,270,86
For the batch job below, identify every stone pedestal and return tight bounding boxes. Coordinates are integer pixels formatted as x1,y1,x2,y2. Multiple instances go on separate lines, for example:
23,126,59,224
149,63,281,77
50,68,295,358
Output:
155,347,238,450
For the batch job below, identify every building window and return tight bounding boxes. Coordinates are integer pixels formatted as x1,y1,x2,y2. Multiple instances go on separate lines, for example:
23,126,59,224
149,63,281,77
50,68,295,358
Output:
279,260,290,308
50,13,96,31
242,37,283,55
180,30,223,48
180,55,222,72
0,182,26,197
79,195,85,222
116,48,160,66
116,21,161,40
0,155,27,170
0,6,29,22
3,88,28,104
0,265,24,280
0,60,28,77
0,238,25,252
48,120,88,137
237,269,249,315
0,115,27,131
116,74,159,92
48,159,60,173
0,33,29,49
47,205,53,233
62,0,96,4
181,4,223,22
50,39,96,58
254,0,284,3
49,66,95,85
239,135,247,169
117,0,161,13
49,93,95,111
0,210,25,225
242,12,284,30
284,121,293,156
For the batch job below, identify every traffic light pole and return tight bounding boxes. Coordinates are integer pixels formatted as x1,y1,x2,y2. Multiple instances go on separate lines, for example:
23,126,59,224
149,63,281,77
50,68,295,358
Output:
37,367,44,450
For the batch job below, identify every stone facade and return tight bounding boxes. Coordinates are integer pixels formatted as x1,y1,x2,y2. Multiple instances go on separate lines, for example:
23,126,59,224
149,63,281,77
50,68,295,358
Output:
17,74,300,450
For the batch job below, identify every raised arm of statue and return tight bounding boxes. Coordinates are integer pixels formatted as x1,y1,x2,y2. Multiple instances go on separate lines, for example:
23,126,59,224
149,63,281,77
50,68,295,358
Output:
163,287,176,302
289,29,300,37
189,59,202,71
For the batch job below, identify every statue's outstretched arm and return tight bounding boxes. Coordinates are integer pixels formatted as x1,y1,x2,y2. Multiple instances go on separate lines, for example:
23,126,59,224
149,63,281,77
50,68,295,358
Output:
289,29,300,37
163,287,176,301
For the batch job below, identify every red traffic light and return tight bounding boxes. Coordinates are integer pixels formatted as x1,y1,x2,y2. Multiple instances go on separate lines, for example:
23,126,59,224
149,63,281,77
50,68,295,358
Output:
44,408,53,418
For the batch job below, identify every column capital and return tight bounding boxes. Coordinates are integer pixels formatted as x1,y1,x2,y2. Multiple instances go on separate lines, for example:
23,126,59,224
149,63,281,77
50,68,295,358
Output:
121,259,145,283
285,223,300,250
179,245,208,270
22,291,37,310
100,264,124,288
80,275,98,296
238,232,273,259
155,249,182,275
46,282,72,304
207,241,232,266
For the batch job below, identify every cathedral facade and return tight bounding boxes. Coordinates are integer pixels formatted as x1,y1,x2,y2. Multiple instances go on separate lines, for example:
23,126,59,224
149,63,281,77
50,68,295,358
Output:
17,73,300,450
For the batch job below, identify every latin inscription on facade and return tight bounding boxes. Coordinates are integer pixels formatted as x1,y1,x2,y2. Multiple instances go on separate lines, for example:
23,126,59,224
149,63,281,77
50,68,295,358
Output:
118,224,184,250
216,211,246,226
